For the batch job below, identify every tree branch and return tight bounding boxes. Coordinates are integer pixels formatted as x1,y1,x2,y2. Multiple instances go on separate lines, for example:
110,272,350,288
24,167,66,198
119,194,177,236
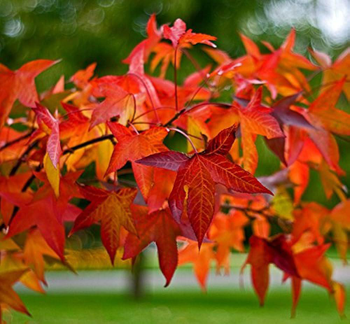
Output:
0,131,33,152
9,140,39,176
62,134,114,156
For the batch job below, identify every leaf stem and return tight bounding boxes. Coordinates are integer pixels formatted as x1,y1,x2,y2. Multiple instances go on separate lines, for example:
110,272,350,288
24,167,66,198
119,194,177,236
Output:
132,106,176,122
182,48,211,88
167,127,198,153
128,72,160,123
174,47,179,111
164,101,231,127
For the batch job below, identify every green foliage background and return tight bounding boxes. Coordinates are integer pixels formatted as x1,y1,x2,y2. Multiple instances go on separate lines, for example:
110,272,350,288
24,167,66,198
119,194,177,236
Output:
1,0,349,84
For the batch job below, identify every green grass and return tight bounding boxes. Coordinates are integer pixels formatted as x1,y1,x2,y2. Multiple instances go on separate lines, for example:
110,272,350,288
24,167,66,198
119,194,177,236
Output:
8,287,350,324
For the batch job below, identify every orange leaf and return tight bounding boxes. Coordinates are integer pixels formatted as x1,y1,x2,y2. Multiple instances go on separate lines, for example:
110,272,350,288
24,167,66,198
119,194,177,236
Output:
70,185,137,264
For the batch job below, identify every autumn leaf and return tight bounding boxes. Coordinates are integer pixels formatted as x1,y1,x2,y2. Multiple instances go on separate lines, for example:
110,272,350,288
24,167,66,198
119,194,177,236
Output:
178,240,215,291
70,185,137,264
32,103,62,196
123,14,161,66
89,83,140,129
32,103,62,168
123,205,181,286
23,229,60,284
137,125,272,245
70,62,97,89
291,243,346,317
310,47,350,100
2,189,66,261
207,88,284,173
0,59,58,129
163,18,216,49
242,236,272,306
106,122,168,200
1,172,82,260
0,173,32,225
0,269,31,320
308,78,350,136
209,210,249,272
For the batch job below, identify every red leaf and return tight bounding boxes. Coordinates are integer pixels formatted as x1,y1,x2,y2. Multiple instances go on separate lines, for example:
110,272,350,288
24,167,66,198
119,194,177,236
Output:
33,103,61,167
0,60,58,129
90,84,137,129
163,18,216,48
137,125,272,245
123,206,181,286
205,124,238,155
0,270,31,317
70,185,137,264
106,123,168,200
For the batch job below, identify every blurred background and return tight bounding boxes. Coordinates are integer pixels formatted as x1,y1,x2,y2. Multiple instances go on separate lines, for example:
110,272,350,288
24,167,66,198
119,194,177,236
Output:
1,0,349,85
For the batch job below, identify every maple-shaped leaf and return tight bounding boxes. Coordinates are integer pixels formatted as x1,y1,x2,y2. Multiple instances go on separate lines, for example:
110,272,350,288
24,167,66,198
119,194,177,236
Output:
2,172,82,260
0,173,32,225
242,235,272,306
163,18,216,48
32,103,61,167
278,29,317,71
242,235,299,306
308,78,350,136
0,269,31,319
70,185,137,264
0,127,29,164
291,202,328,247
124,14,161,66
310,47,350,100
89,83,142,129
70,62,97,89
0,253,45,294
2,190,66,261
318,160,347,202
234,88,284,138
271,93,312,129
150,42,181,78
0,60,58,129
32,103,62,196
290,243,346,317
208,88,284,173
60,102,90,140
23,228,60,284
209,210,248,272
137,125,272,245
147,168,177,213
106,122,168,199
331,199,350,230
178,240,215,291
266,93,313,165
123,206,181,286
330,199,350,262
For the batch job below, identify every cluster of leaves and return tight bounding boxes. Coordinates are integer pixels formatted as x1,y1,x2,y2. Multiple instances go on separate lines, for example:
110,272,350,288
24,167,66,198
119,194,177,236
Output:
0,15,349,321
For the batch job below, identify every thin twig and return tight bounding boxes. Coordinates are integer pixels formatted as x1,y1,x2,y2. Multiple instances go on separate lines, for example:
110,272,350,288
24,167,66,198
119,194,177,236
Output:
164,101,231,127
174,47,179,111
0,131,33,152
9,140,39,176
128,72,160,123
167,127,198,153
62,134,114,156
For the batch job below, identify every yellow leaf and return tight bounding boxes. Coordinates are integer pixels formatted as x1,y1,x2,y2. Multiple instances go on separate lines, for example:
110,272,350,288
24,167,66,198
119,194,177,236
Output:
44,152,60,197
272,186,294,220
96,135,114,179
